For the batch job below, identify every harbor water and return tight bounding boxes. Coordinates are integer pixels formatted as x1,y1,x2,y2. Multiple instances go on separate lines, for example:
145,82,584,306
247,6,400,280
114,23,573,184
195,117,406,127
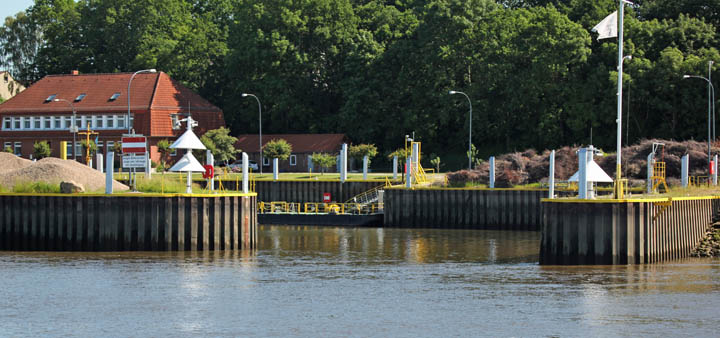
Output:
1,225,719,337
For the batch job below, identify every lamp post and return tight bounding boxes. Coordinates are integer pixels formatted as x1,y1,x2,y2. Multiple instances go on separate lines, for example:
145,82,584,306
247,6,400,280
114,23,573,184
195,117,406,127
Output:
242,93,263,174
683,73,716,173
127,69,157,134
53,98,77,161
449,90,472,169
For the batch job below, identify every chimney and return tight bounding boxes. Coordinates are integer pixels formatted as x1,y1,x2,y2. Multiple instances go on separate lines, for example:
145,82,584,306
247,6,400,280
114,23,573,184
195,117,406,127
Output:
71,70,79,75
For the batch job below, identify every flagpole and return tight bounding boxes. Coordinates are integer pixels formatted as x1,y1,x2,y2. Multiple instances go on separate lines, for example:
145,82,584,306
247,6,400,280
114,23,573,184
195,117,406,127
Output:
614,0,627,199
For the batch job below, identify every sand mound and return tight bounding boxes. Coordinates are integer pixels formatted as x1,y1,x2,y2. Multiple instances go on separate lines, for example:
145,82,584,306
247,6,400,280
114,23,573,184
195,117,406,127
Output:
0,152,33,173
0,157,128,192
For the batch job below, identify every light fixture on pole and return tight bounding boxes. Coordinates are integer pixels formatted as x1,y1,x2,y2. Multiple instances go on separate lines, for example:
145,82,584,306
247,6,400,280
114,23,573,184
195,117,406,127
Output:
449,90,473,170
127,69,157,134
53,98,77,161
683,73,716,174
242,93,263,174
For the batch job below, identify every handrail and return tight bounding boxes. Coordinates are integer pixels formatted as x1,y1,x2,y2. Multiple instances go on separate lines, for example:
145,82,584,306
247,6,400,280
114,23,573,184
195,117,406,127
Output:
259,201,384,215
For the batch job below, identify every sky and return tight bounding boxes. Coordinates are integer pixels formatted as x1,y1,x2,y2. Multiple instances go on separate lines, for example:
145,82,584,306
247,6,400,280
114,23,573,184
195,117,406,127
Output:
1,0,35,20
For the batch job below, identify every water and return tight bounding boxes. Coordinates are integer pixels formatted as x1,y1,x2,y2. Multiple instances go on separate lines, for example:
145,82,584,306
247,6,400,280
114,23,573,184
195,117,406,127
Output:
1,225,719,337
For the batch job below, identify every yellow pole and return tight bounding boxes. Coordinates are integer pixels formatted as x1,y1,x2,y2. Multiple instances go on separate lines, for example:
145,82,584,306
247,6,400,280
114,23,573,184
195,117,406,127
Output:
60,141,67,160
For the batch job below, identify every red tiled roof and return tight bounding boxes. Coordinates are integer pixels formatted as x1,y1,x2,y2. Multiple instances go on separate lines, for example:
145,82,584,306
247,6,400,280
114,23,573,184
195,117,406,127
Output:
235,134,348,154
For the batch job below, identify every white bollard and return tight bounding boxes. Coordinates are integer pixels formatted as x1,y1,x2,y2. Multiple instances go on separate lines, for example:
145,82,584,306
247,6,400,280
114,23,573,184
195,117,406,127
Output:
548,150,555,199
273,158,279,181
393,155,398,180
206,150,214,192
146,152,152,180
242,152,249,193
405,157,412,189
647,153,654,194
97,153,104,173
578,148,588,199
489,156,495,189
340,143,348,182
105,151,114,194
308,155,313,173
363,155,368,180
714,155,718,186
681,154,689,188
411,143,419,177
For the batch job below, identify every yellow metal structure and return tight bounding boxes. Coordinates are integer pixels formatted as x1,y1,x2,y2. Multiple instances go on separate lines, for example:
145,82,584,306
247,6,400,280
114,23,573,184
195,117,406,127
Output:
652,197,672,222
613,178,627,199
345,178,392,204
259,201,384,215
651,161,669,193
77,124,99,165
60,141,67,160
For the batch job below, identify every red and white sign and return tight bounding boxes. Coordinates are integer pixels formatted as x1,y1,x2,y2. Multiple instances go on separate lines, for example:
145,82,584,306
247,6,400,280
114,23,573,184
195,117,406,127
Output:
122,136,147,154
323,193,331,203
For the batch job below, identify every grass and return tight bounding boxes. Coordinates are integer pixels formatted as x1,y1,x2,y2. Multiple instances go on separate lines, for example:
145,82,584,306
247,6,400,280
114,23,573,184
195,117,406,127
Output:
133,175,203,193
11,181,61,193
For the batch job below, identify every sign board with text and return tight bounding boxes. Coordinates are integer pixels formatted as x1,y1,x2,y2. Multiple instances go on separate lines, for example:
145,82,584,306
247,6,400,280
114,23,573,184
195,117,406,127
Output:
122,153,147,168
122,136,147,154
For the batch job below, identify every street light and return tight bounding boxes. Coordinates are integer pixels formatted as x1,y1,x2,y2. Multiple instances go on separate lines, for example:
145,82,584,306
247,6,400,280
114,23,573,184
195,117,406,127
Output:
127,69,157,134
53,98,77,161
683,72,716,173
242,93,263,174
449,90,473,169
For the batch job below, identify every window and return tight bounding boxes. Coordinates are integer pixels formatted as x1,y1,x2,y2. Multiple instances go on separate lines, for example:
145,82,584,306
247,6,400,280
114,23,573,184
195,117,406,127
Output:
44,94,56,103
107,116,115,128
13,117,19,129
4,142,10,151
263,157,270,166
54,117,60,129
65,116,71,129
13,142,21,156
75,116,81,128
97,115,104,128
74,93,86,102
97,141,104,154
289,154,297,166
75,142,81,156
66,142,73,156
34,117,40,129
23,117,30,129
107,141,114,153
110,92,121,101
44,117,51,129
3,118,10,130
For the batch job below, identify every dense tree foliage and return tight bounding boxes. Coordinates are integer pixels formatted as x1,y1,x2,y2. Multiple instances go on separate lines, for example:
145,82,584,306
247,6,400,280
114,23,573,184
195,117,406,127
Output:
1,0,719,170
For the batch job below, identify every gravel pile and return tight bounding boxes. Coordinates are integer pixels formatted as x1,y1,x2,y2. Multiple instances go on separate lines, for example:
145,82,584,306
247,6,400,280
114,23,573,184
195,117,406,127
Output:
0,156,128,192
0,152,33,173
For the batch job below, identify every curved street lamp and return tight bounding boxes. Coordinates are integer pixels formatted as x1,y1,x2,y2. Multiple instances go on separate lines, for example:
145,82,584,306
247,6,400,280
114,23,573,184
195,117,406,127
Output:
242,93,263,174
53,98,77,161
683,73,716,173
127,69,157,134
449,90,473,170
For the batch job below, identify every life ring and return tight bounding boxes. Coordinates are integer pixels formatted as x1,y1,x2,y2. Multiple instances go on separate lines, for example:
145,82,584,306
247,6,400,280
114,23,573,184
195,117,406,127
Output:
202,165,214,179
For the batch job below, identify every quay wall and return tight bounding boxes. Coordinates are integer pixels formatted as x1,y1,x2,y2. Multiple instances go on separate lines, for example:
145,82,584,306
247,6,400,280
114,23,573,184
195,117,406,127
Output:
0,193,257,251
383,188,544,229
540,198,719,265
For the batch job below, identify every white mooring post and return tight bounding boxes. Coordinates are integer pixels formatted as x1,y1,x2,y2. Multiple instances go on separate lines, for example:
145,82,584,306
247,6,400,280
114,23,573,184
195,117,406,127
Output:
489,156,495,189
308,155,313,173
578,148,588,199
405,157,412,189
273,158,279,181
146,151,152,179
340,143,348,182
242,152,249,193
105,151,114,194
714,155,718,186
206,150,214,192
97,153,104,173
681,154,689,188
548,150,555,199
647,153,654,194
363,155,368,180
411,143,419,176
393,155,398,180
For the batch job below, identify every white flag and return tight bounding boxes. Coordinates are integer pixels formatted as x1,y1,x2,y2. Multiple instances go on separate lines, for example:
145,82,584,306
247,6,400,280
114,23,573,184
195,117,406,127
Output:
591,11,618,40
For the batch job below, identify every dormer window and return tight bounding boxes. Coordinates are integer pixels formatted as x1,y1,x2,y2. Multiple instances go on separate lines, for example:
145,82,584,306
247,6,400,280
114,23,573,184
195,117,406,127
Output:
74,93,86,102
44,94,56,103
109,92,121,101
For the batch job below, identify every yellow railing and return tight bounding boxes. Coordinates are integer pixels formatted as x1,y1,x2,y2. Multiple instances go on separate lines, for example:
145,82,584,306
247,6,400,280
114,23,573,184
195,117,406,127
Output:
258,201,383,215
345,178,392,204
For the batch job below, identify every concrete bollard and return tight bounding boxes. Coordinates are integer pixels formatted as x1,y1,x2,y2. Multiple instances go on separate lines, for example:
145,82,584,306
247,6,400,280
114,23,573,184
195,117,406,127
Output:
105,151,114,194
242,152,249,193
340,143,348,182
206,151,214,192
578,148,588,199
363,155,368,180
97,153,104,173
647,153,654,194
489,156,495,189
393,155,398,180
308,155,313,173
681,154,689,188
146,152,152,180
273,158,279,181
714,155,718,186
405,157,412,189
548,150,555,199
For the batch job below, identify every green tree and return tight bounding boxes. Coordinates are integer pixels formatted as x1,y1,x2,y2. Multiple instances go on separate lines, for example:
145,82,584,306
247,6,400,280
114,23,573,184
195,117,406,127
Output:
156,139,171,172
3,146,13,153
263,139,292,161
430,156,441,173
81,139,97,163
386,148,408,163
311,152,337,175
33,140,51,159
0,11,42,84
201,127,240,164
349,143,378,165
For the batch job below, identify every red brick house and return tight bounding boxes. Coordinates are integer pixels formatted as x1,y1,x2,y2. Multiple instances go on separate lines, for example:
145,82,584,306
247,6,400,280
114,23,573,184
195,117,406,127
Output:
235,134,349,172
0,71,224,163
